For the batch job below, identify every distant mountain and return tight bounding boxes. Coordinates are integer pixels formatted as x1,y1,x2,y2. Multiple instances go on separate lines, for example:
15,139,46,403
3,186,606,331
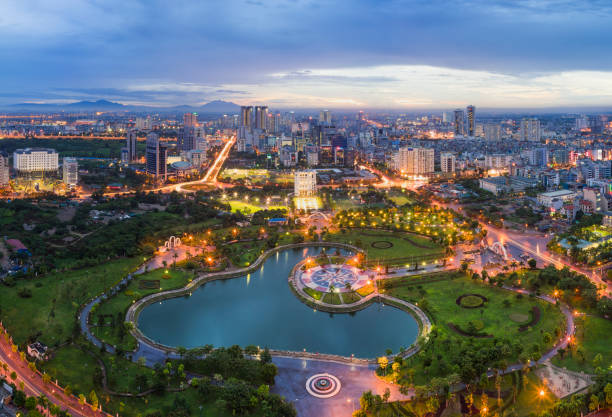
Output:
4,99,241,113
65,99,125,110
198,100,240,113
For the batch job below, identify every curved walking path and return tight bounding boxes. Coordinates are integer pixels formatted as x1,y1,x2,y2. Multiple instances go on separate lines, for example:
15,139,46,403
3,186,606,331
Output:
77,242,577,417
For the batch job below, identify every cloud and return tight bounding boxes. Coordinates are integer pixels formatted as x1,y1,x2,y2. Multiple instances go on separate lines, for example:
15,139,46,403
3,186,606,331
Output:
1,0,612,107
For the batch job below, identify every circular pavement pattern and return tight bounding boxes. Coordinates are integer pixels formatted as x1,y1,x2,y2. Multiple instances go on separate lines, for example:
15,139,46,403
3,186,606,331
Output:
371,240,393,249
305,373,342,398
299,264,370,292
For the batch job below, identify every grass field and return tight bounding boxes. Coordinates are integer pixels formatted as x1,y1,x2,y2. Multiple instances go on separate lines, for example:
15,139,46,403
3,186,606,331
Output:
92,268,192,351
40,345,98,396
327,229,444,261
387,274,565,343
0,257,141,346
228,200,288,214
552,315,612,373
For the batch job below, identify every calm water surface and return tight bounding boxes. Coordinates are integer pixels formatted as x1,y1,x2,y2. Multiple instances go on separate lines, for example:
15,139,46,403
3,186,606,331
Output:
138,247,418,358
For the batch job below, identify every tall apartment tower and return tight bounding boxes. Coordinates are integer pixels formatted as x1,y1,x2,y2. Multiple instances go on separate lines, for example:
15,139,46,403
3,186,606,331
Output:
0,152,9,187
255,106,268,131
319,110,332,125
178,127,197,151
183,112,198,127
62,157,78,187
440,152,456,173
454,109,465,136
126,130,138,162
395,147,435,175
240,106,253,128
145,133,168,181
466,105,475,136
520,118,541,142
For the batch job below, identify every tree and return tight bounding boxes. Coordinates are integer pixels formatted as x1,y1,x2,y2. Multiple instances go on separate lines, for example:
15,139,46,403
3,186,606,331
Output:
89,390,99,411
527,258,537,269
42,372,51,384
64,385,72,396
378,356,389,375
25,396,37,410
78,394,86,406
604,382,612,406
593,353,603,368
589,394,600,412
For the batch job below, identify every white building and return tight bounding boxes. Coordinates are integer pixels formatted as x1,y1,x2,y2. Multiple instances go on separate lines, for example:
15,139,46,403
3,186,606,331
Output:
537,189,577,208
394,147,434,175
440,152,456,173
294,170,317,197
183,150,207,168
485,154,513,170
520,118,541,142
62,157,78,187
13,148,59,173
0,152,9,186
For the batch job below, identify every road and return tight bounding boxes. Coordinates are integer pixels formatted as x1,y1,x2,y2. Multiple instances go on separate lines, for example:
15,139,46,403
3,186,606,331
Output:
0,326,110,417
76,135,236,199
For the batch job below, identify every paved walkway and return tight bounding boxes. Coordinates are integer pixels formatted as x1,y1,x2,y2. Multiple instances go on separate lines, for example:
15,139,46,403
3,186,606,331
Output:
77,244,577,417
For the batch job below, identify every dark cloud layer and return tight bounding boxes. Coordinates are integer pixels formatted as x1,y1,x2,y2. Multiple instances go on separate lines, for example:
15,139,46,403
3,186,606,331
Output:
1,0,611,106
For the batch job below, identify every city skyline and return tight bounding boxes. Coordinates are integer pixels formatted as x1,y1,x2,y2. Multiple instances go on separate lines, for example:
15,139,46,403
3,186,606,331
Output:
3,0,612,108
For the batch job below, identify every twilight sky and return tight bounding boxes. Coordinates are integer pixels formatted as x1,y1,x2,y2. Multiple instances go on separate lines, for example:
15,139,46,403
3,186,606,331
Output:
2,0,612,109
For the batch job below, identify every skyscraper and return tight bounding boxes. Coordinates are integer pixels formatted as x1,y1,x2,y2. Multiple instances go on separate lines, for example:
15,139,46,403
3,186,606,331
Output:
520,118,541,142
0,152,9,187
178,126,197,151
126,129,137,162
62,157,78,187
454,109,465,136
240,106,253,128
183,112,198,127
319,110,332,125
255,106,268,131
146,133,167,181
466,105,475,136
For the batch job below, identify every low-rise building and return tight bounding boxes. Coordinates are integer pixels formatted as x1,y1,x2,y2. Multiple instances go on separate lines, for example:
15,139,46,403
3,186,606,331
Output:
537,189,578,208
27,341,48,361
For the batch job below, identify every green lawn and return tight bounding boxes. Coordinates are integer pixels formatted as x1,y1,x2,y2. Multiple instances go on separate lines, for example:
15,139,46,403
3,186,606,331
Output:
303,287,323,300
387,274,565,343
0,257,141,346
227,200,288,214
503,373,556,416
552,315,612,373
40,345,99,397
326,229,444,261
92,268,192,351
342,291,361,303
322,292,342,304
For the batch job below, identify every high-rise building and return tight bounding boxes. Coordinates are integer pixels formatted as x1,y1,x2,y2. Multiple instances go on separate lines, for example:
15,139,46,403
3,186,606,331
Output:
255,106,268,131
520,118,541,142
178,126,200,151
319,110,332,125
126,129,138,162
453,109,465,136
394,147,435,175
466,105,475,136
145,133,168,181
183,112,198,127
440,152,456,173
484,124,502,141
13,148,58,173
294,170,317,197
240,106,253,128
0,152,9,187
62,157,78,187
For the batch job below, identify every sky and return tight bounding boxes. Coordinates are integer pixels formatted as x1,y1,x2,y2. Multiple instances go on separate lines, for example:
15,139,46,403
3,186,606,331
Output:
2,0,612,109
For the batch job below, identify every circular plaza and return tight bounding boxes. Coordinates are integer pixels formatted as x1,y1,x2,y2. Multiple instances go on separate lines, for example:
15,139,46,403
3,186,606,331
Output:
298,263,370,293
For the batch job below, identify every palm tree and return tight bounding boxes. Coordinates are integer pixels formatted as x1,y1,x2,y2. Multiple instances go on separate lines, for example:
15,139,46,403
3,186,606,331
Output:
173,252,178,267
